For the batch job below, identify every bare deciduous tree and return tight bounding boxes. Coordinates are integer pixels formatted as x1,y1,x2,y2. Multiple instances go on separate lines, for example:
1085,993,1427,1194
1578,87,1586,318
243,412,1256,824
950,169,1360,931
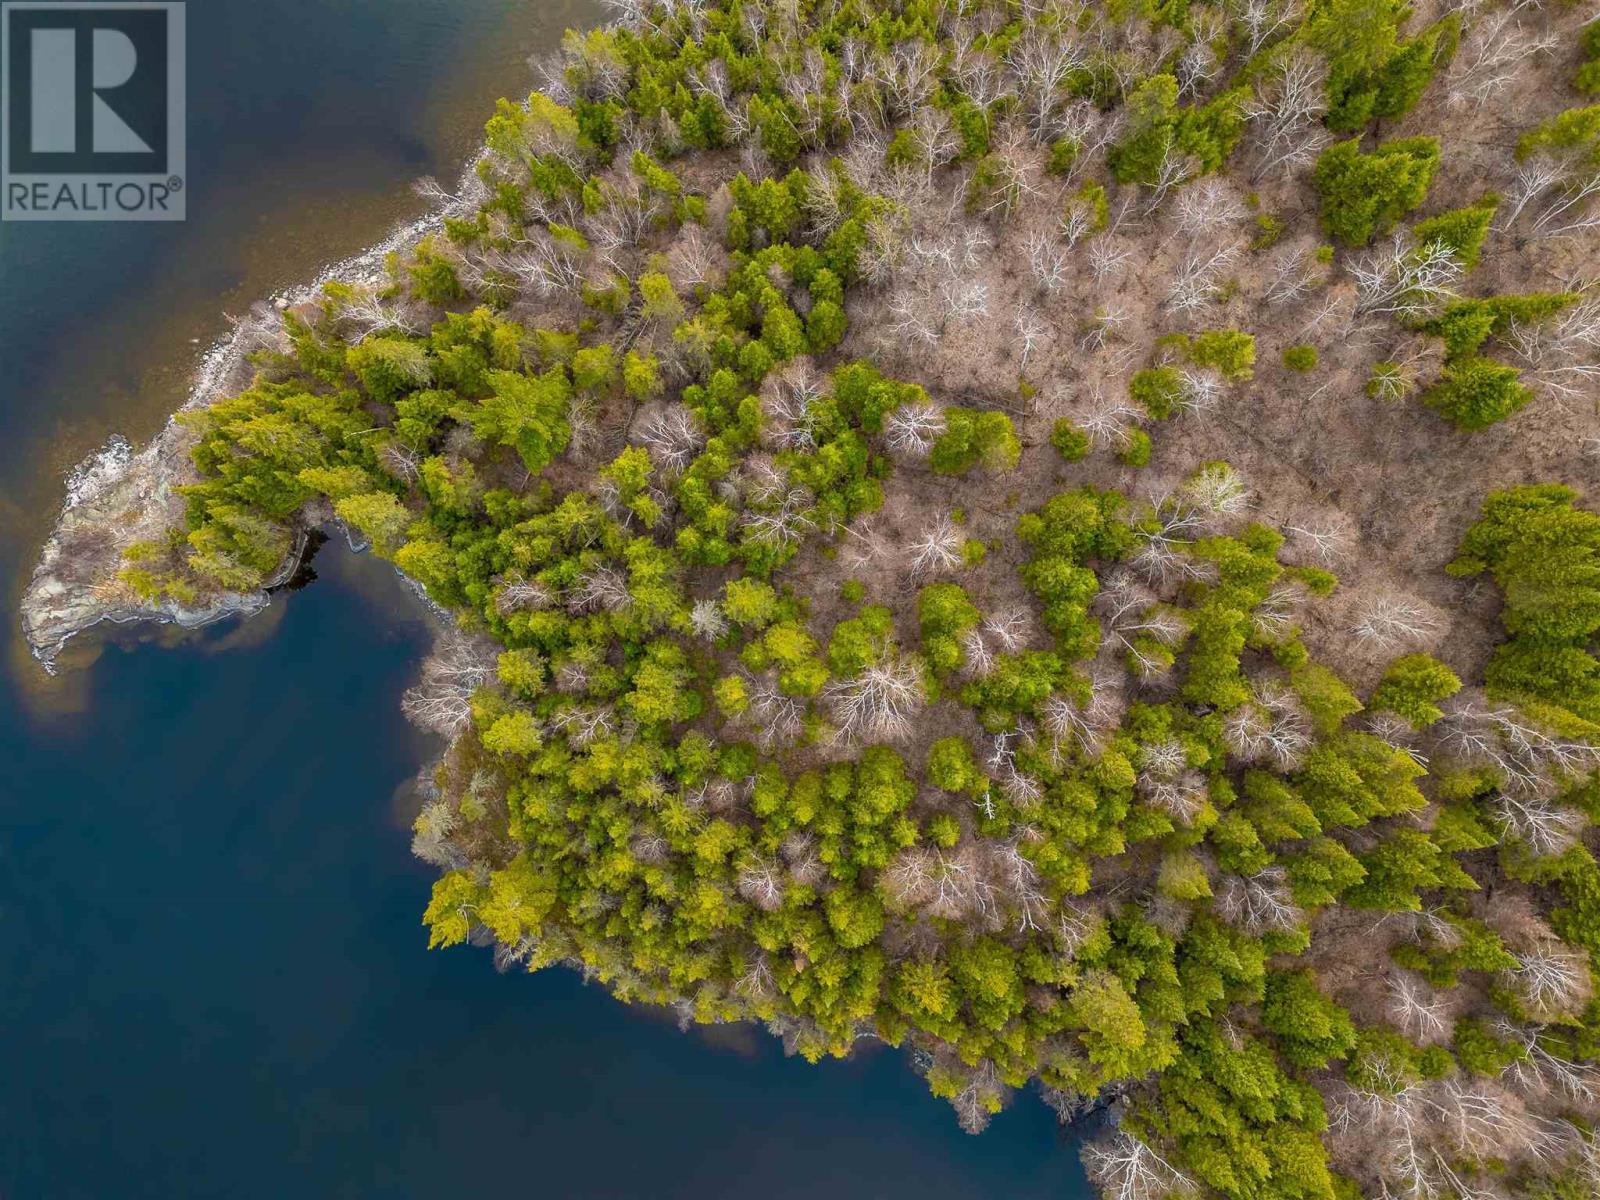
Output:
1238,0,1301,57
1008,30,1086,142
1180,461,1252,520
1216,867,1303,934
1352,592,1440,651
1496,1019,1600,1106
332,285,427,343
1447,10,1554,110
1099,571,1190,683
1436,695,1600,794
569,564,632,615
1504,945,1594,1021
1284,509,1355,566
374,441,421,490
1223,682,1312,771
1082,1129,1196,1200
1090,237,1134,282
883,38,943,119
494,575,555,616
1025,230,1069,293
946,1058,1008,1134
1042,667,1127,759
745,674,805,749
1167,241,1241,314
1263,244,1320,304
411,796,464,868
1505,308,1600,408
984,609,1029,652
825,657,926,742
1241,48,1327,179
1082,396,1144,457
1174,179,1247,238
1351,236,1463,319
962,627,996,678
1388,972,1452,1043
1527,163,1600,243
1143,140,1200,212
1176,23,1221,99
740,482,817,547
908,514,966,579
667,223,722,291
1014,304,1050,369
737,857,786,911
401,633,496,736
1493,791,1588,857
761,369,820,452
550,703,615,748
734,951,776,1003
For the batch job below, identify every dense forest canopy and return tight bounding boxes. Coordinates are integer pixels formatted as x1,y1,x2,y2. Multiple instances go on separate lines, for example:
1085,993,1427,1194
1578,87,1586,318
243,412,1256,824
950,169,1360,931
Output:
69,0,1600,1196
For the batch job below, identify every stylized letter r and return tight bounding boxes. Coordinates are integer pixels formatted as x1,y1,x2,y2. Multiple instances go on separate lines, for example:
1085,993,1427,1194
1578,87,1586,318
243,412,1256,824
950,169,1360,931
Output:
29,26,153,154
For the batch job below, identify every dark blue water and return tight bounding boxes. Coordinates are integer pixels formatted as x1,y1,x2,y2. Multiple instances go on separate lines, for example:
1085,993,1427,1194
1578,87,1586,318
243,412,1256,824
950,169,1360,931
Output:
0,4,1093,1197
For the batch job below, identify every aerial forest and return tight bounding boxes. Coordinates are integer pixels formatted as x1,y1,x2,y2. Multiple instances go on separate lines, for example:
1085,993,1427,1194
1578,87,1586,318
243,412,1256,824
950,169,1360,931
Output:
93,0,1600,1196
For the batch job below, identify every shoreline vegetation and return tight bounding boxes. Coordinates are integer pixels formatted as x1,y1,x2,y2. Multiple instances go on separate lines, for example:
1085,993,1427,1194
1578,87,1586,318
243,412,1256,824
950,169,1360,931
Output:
20,157,489,670
8,0,576,676
21,1,1600,1198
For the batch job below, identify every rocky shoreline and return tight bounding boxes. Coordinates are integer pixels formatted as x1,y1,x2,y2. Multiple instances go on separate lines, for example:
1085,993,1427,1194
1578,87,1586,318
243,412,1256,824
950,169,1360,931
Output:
18,158,489,673
19,420,309,673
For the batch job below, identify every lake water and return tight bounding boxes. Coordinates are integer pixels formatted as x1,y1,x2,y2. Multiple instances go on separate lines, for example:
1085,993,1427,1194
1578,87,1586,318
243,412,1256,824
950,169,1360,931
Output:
0,5,1093,1196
